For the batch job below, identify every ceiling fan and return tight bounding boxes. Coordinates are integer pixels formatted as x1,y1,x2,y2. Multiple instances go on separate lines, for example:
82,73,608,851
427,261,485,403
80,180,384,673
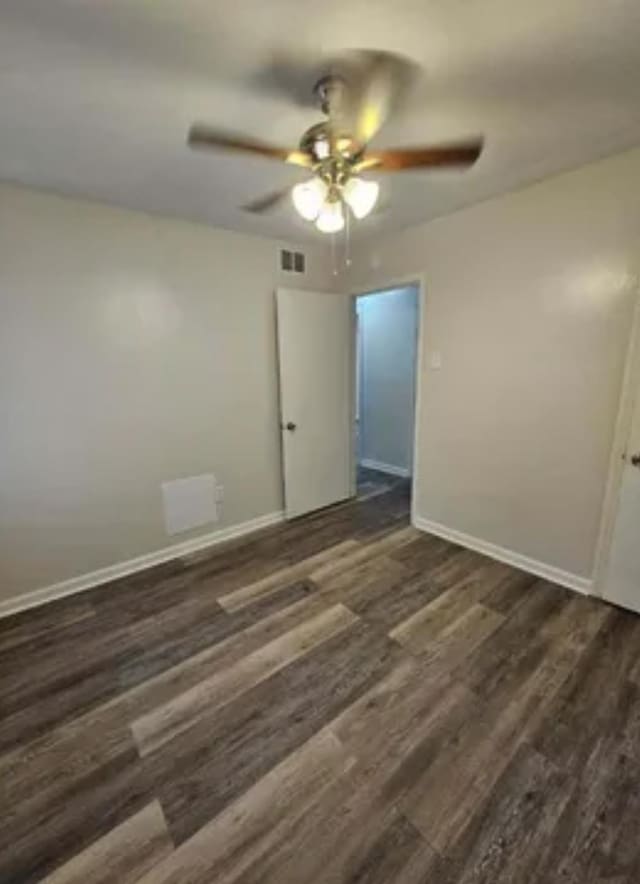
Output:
188,51,483,233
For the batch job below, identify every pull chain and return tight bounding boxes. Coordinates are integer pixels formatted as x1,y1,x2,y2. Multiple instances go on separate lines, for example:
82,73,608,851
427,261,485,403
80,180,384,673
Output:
345,204,352,269
332,228,338,276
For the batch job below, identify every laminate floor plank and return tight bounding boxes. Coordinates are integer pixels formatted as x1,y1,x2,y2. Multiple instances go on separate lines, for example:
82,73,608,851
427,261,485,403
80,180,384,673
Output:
616,679,640,761
315,554,410,611
343,568,443,631
458,584,605,708
0,703,134,818
629,650,640,686
0,664,121,755
399,686,554,853
399,595,611,853
116,574,319,690
1,590,257,749
216,539,359,612
329,656,451,758
1,592,337,820
388,572,494,650
480,568,540,615
0,583,243,714
427,554,521,598
0,614,127,710
132,728,354,884
221,669,447,884
0,596,95,659
115,586,330,713
440,743,573,884
86,562,194,629
391,842,450,884
416,546,491,589
342,671,482,819
41,801,173,884
531,605,640,774
217,764,400,884
1,477,640,883
387,532,460,573
131,603,358,755
164,521,332,602
336,814,435,884
309,526,419,587
535,733,640,883
145,618,405,844
414,602,505,667
0,739,154,884
252,795,428,884
0,598,344,848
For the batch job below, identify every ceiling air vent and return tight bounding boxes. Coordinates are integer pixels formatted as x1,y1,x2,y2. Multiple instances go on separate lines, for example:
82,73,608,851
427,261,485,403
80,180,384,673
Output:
280,249,305,274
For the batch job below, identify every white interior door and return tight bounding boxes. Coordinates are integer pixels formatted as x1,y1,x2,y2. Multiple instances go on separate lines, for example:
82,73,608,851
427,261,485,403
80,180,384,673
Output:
603,377,640,613
276,287,353,519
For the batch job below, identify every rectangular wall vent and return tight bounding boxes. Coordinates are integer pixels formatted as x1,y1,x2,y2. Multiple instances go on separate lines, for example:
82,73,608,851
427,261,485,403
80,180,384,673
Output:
280,249,305,274
162,474,218,535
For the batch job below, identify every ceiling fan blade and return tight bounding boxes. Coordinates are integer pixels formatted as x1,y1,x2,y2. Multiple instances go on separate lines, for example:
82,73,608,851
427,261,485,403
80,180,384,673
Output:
355,139,484,172
242,188,291,214
188,125,312,168
330,51,419,145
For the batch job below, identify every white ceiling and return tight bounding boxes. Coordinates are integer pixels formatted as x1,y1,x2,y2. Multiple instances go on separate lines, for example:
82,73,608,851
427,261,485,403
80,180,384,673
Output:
1,0,639,243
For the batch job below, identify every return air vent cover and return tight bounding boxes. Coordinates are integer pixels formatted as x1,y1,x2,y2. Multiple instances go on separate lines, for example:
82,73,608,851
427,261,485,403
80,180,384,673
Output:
280,249,305,274
162,474,218,535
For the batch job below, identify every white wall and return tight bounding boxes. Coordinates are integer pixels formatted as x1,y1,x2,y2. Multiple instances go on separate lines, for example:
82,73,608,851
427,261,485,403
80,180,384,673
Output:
0,183,334,603
357,287,418,474
347,148,640,583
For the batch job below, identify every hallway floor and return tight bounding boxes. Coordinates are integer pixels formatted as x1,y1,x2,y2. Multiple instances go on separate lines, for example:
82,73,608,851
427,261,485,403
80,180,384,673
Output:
357,465,410,500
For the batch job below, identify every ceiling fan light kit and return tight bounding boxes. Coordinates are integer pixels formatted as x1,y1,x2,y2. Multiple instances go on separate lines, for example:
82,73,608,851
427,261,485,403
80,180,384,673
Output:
291,178,327,221
315,198,345,233
292,173,379,229
188,50,483,235
343,177,380,219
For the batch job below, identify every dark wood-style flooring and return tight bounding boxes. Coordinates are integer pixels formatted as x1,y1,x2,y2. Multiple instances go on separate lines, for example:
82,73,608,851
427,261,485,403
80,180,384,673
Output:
1,472,640,883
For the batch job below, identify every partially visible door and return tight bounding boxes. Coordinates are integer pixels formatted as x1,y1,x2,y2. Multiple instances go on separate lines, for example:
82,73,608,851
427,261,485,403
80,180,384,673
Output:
276,288,353,519
603,375,640,613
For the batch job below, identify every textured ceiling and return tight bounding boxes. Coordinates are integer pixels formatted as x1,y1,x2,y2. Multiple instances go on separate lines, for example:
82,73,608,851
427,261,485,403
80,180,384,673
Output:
1,0,639,243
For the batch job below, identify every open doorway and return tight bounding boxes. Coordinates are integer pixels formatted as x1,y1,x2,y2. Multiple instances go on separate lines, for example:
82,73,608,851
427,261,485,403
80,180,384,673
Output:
354,284,419,506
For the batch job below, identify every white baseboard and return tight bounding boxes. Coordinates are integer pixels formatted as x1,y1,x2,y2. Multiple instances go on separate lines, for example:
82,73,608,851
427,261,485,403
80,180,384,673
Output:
0,510,285,620
413,516,592,596
360,459,411,479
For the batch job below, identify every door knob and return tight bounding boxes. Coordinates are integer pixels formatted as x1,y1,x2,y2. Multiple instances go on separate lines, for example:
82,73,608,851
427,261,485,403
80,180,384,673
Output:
631,453,640,467
284,421,297,432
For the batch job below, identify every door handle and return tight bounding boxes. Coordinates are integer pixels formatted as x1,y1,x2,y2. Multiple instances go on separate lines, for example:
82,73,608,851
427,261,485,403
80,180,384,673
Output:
283,421,297,432
631,453,640,467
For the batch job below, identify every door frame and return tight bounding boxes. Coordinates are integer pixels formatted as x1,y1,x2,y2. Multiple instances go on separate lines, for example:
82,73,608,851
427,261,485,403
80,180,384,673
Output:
593,284,640,597
349,274,427,526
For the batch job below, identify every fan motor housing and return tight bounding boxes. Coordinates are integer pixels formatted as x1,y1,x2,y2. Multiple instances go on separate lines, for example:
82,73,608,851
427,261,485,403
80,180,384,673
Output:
299,122,363,166
313,74,347,114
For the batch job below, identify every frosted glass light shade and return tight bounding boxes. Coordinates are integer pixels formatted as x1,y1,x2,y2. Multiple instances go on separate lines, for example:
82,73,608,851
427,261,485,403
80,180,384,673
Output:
343,177,379,219
315,200,345,233
292,178,327,221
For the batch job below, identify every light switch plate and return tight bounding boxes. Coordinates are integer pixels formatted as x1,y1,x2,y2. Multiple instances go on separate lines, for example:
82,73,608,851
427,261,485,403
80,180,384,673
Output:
430,351,443,370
